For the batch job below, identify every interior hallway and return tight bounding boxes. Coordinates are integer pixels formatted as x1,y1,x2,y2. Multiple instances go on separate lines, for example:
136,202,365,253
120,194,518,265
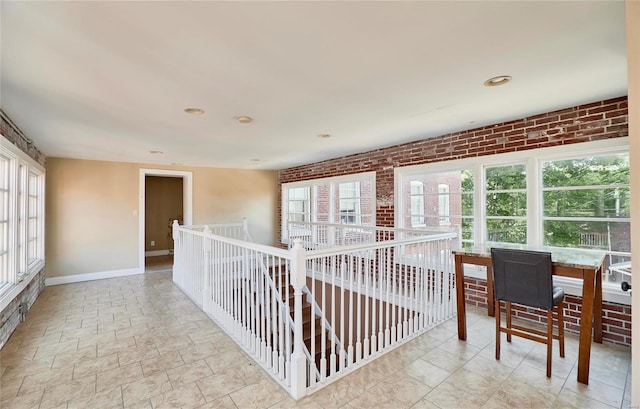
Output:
0,270,631,409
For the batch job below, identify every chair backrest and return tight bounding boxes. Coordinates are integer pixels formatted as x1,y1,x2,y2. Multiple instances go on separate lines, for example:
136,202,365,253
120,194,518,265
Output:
491,248,554,310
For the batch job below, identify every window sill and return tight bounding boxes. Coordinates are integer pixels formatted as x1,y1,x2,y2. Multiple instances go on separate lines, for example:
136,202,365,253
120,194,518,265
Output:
0,260,45,312
462,264,630,306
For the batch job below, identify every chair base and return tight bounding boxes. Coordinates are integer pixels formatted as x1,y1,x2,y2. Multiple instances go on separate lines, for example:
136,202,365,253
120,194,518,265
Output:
495,300,565,377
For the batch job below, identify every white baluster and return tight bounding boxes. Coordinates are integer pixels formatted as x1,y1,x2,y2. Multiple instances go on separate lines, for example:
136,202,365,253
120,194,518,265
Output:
320,255,327,380
347,255,354,366
354,252,362,363
330,255,337,375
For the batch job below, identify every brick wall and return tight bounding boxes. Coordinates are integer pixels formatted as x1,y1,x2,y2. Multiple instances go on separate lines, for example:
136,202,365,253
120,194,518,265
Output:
0,269,46,349
0,114,46,166
278,96,630,346
464,277,631,346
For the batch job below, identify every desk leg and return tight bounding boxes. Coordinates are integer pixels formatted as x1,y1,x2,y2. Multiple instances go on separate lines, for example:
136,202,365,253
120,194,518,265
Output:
455,255,467,340
594,266,603,344
486,264,495,317
577,268,595,385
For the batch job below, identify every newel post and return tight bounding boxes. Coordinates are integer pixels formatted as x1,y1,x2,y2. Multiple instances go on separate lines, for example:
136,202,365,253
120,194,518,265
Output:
242,217,249,241
172,220,180,246
203,226,211,312
172,220,181,284
290,238,307,400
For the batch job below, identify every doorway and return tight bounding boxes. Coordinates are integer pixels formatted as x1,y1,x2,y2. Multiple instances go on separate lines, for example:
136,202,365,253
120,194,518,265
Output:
139,169,193,274
145,176,183,270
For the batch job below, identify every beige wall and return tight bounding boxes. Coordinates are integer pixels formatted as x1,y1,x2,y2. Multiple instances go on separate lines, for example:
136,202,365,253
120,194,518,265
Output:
46,158,278,278
191,167,276,243
145,176,183,252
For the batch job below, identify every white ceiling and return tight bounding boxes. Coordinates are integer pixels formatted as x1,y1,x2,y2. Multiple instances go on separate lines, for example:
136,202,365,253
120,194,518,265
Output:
1,1,628,170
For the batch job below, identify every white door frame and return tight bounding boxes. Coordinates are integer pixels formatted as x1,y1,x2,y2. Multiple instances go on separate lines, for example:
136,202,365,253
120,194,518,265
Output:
139,169,193,272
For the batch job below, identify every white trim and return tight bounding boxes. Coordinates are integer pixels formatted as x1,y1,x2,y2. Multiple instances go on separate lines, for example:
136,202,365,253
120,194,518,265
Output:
0,264,44,312
45,267,142,286
0,133,45,172
0,133,46,307
145,249,171,257
281,171,376,243
557,276,631,305
139,169,193,274
462,264,631,305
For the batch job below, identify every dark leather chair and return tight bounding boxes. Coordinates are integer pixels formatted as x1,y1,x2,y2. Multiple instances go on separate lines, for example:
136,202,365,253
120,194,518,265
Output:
491,248,565,377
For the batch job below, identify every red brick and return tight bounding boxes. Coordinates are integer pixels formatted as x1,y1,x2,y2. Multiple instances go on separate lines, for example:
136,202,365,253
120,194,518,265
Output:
607,311,631,321
607,326,631,337
576,113,604,123
535,115,560,125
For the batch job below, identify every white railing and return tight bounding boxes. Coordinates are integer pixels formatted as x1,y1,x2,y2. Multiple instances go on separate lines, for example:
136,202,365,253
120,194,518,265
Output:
172,219,250,304
181,219,250,240
287,220,460,250
172,220,458,400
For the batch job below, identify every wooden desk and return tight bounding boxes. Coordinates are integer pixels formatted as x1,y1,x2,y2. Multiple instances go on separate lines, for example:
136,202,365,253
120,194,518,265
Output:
453,245,604,385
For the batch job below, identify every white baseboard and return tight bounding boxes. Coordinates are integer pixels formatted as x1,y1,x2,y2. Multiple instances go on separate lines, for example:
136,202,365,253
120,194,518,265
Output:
45,268,143,286
145,250,171,257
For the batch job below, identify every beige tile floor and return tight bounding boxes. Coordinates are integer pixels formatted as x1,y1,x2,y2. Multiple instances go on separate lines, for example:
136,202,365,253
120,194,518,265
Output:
0,267,631,409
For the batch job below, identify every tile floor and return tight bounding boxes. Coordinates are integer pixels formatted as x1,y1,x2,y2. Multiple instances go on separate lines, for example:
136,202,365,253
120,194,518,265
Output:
0,267,631,409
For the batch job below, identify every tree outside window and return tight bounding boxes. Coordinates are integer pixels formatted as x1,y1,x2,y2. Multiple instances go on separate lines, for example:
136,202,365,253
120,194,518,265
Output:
485,164,527,244
542,154,630,255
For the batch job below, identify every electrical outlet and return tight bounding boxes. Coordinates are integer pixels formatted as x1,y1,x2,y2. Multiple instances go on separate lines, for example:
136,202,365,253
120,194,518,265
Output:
150,240,155,246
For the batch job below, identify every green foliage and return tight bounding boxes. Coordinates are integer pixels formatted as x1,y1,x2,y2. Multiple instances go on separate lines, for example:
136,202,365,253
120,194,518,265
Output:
484,164,528,243
542,155,630,219
485,164,526,190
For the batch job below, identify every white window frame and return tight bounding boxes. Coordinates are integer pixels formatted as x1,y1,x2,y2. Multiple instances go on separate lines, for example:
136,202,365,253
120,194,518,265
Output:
438,183,450,226
409,181,425,227
0,134,45,311
396,165,475,248
539,154,630,250
338,181,361,225
484,162,528,244
287,186,311,224
395,137,630,304
281,171,376,243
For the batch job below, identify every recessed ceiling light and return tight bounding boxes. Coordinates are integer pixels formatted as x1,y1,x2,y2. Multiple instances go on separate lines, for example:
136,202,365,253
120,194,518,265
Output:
237,116,253,124
184,107,205,115
149,150,163,154
317,133,331,139
484,75,512,87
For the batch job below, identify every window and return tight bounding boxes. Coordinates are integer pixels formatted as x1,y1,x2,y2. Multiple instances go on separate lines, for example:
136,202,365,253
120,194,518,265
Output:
396,138,630,302
287,187,310,223
27,170,42,267
438,184,450,225
281,172,375,242
409,181,425,227
0,153,10,291
338,182,360,224
399,169,474,248
541,153,630,263
0,135,45,302
17,164,26,280
485,164,527,244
